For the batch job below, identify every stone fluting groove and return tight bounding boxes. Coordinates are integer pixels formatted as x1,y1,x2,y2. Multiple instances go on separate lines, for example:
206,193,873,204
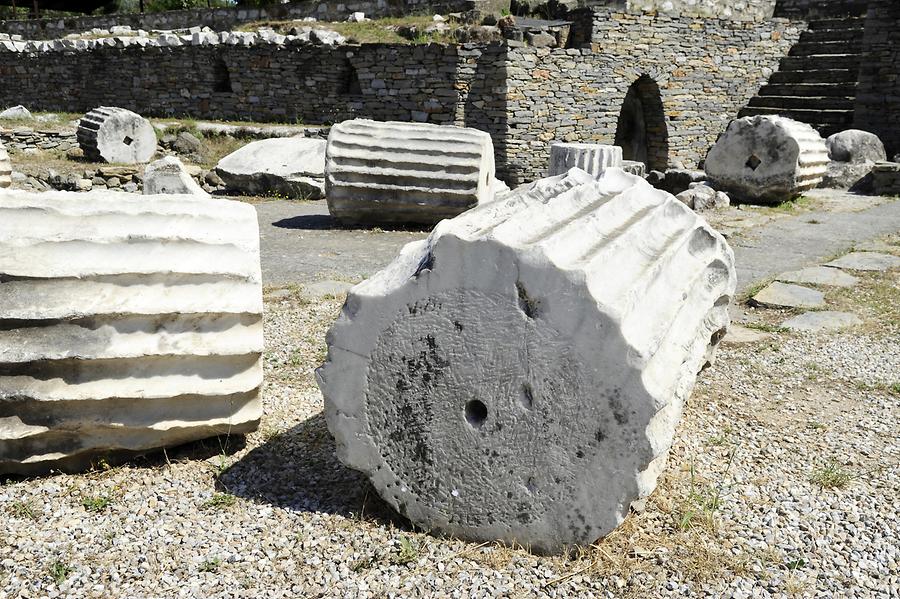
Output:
317,167,736,553
0,189,264,474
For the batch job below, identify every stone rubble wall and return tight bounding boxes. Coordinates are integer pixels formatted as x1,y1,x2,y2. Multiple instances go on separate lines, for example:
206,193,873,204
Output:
0,0,470,40
854,0,900,158
0,128,78,153
0,9,802,183
626,0,778,21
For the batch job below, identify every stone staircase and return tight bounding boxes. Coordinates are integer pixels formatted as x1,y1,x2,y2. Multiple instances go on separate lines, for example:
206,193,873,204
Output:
739,8,867,138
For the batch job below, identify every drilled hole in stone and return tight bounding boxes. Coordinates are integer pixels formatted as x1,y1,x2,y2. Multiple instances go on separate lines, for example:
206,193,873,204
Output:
745,154,761,170
465,399,488,428
123,136,134,146
519,382,534,410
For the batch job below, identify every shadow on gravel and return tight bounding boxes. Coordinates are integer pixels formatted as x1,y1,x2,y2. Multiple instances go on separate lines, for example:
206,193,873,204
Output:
216,412,405,527
273,215,337,230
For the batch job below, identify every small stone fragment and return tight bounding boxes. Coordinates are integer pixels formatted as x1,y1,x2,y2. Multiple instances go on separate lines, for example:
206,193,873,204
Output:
0,105,32,120
751,281,826,309
144,155,208,196
826,130,886,164
825,252,900,271
0,140,11,188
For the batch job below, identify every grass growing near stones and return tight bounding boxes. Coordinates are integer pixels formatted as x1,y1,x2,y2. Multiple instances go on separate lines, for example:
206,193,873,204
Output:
201,493,237,510
8,500,37,520
241,16,457,44
48,560,72,585
0,111,81,132
81,494,113,513
809,462,852,490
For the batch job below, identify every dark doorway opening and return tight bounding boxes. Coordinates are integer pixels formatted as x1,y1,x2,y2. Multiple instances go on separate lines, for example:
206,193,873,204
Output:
614,75,669,172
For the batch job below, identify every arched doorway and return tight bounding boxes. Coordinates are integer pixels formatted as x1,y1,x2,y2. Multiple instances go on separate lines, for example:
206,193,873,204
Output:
614,75,669,172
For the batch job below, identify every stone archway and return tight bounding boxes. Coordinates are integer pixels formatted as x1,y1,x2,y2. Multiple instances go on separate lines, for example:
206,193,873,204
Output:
614,75,669,172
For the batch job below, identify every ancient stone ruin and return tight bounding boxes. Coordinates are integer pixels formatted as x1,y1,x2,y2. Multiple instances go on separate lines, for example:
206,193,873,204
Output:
548,143,623,178
318,168,736,553
77,106,157,164
704,115,828,203
0,140,10,188
215,137,327,200
143,155,208,196
0,190,263,475
325,119,496,225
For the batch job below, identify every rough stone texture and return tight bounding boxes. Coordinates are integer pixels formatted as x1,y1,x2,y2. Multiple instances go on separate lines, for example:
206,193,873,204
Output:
782,310,861,332
825,251,900,271
676,184,728,211
854,0,900,159
0,105,31,119
826,129,886,164
627,0,778,21
0,128,78,153
0,140,10,188
143,155,208,196
317,168,736,553
77,107,157,164
0,9,804,184
751,281,825,309
325,119,495,225
216,137,326,200
820,161,875,191
548,143,622,177
621,160,645,177
0,189,264,475
871,161,900,196
0,0,471,39
705,116,828,204
777,265,858,287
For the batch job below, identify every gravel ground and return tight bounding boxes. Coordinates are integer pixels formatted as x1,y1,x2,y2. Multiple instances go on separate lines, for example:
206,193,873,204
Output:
1,263,898,598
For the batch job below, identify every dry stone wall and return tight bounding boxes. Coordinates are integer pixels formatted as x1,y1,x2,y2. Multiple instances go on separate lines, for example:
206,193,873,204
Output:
627,0,778,21
0,0,471,40
0,8,803,183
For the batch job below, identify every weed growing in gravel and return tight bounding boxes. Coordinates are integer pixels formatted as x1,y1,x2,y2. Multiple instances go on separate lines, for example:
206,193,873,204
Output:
201,493,237,510
8,500,37,520
48,560,72,585
677,450,736,532
391,536,420,565
81,494,112,513
198,558,221,573
809,462,852,490
743,321,788,334
806,421,828,431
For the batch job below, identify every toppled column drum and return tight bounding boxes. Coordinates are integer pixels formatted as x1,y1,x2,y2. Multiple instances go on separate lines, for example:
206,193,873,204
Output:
318,168,736,553
704,115,828,203
325,119,496,225
77,106,158,164
549,142,623,177
0,190,263,474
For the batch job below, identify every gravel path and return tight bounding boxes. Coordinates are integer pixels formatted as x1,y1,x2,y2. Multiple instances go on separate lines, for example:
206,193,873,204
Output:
2,246,897,598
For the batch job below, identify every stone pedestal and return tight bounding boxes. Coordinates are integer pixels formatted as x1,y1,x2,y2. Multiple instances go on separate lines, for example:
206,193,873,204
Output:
77,106,157,164
318,168,736,553
0,189,263,474
325,119,495,226
549,143,623,178
144,155,207,195
704,115,828,204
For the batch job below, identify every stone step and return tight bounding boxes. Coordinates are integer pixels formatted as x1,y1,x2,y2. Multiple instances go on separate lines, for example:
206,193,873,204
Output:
807,17,867,31
799,28,864,44
747,95,855,110
779,54,861,71
789,40,863,57
737,106,855,126
759,82,857,97
769,69,857,84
